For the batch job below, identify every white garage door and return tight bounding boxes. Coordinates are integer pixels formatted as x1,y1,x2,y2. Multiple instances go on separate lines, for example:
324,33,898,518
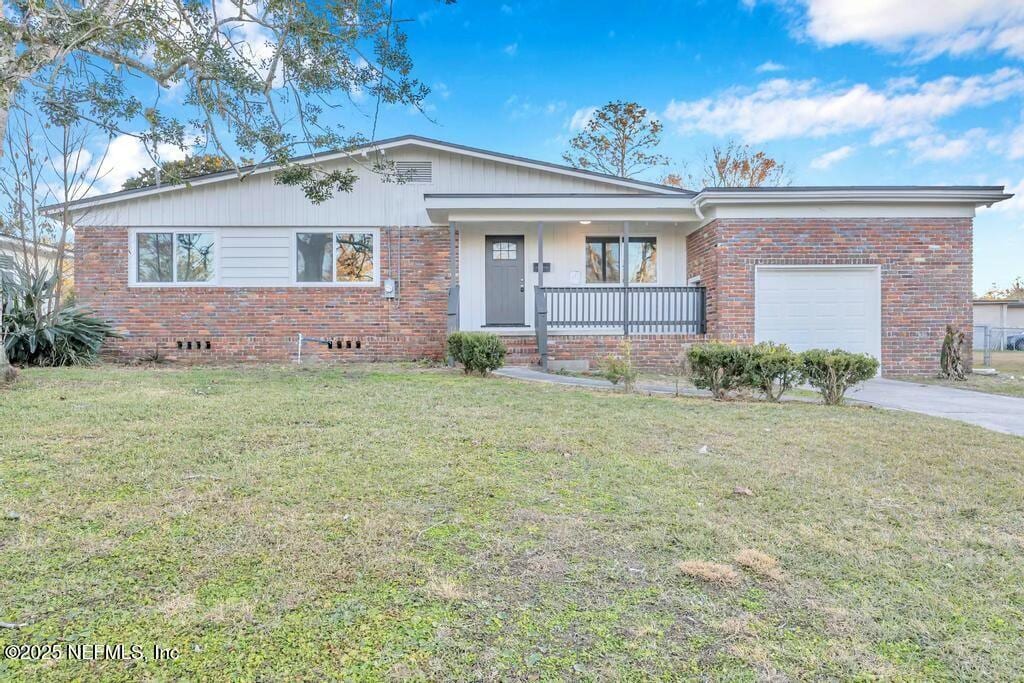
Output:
755,266,881,363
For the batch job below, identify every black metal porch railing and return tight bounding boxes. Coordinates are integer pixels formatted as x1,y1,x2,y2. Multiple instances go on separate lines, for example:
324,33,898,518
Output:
540,285,706,335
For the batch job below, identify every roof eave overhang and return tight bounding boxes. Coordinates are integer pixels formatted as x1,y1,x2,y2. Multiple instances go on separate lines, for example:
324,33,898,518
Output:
694,188,1013,211
424,194,701,223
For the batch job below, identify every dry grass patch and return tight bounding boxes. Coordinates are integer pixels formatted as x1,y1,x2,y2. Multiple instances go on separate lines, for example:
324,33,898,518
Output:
735,548,782,580
676,560,740,586
424,575,468,602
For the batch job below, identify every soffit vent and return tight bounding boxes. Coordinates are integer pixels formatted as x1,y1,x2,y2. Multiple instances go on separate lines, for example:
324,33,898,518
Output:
394,161,432,184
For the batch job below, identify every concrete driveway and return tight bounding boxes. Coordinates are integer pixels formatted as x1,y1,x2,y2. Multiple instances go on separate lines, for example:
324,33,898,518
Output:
848,378,1024,437
497,367,1024,438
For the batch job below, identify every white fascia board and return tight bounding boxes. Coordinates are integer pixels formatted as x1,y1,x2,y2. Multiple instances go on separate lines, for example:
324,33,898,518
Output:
693,187,1012,223
695,187,1012,210
424,195,700,223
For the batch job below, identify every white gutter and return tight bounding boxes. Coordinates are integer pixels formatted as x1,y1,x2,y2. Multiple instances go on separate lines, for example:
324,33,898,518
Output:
693,187,1013,215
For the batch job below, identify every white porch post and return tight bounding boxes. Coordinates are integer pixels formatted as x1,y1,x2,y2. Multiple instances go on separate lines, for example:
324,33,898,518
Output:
446,222,459,363
535,221,548,370
622,220,630,337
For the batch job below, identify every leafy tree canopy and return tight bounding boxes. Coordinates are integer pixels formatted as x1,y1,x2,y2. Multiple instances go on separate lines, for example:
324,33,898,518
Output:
701,141,789,188
562,101,669,178
980,276,1024,300
663,140,790,189
123,154,244,189
2,0,454,203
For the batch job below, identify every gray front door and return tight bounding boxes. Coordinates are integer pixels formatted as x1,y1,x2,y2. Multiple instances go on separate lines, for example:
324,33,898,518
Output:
485,235,525,325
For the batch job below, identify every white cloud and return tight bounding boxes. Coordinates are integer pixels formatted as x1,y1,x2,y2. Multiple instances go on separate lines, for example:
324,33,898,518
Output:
906,128,987,162
986,177,1024,214
1008,122,1024,160
88,134,189,194
503,42,518,57
434,82,451,100
789,0,1024,60
663,68,1024,144
568,106,598,132
504,96,564,120
810,145,854,169
755,60,786,73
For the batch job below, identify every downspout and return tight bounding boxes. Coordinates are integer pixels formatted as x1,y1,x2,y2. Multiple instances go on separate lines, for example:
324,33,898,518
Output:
693,194,705,222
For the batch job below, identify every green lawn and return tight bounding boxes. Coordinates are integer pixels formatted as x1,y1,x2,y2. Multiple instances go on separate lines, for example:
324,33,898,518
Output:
908,351,1024,398
2,365,1023,680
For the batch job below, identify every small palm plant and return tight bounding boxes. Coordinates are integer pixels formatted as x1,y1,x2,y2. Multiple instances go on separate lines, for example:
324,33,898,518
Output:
1,268,119,367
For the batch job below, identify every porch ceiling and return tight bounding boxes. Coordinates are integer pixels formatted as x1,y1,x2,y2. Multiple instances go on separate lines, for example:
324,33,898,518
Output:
424,193,700,224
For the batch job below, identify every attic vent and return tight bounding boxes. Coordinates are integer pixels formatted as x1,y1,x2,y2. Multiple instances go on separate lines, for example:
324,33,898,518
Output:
0,254,14,280
394,161,432,184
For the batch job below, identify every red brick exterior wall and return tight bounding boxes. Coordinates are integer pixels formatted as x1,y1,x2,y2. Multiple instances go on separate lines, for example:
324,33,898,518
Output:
687,217,973,376
547,334,706,371
685,221,720,334
75,226,452,363
78,217,972,376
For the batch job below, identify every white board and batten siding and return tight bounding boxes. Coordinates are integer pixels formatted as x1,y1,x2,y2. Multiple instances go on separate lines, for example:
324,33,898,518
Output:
84,145,650,288
76,147,639,229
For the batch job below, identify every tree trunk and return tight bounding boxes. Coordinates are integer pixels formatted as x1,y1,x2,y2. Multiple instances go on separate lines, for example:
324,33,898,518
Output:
0,290,13,384
0,78,12,156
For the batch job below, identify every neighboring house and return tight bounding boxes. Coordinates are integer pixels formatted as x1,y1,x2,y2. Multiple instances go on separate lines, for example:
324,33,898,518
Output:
0,234,65,281
974,299,1024,349
41,135,1011,375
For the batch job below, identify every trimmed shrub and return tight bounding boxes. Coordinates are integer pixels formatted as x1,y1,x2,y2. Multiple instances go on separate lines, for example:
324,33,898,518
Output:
744,342,802,402
687,342,750,399
446,332,506,375
600,339,638,392
800,348,879,405
2,270,119,366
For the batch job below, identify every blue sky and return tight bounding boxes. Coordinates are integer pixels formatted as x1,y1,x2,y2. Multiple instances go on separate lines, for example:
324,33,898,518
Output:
95,0,1024,293
391,0,1024,294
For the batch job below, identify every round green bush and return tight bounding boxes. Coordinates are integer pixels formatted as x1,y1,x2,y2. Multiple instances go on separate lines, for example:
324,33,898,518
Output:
447,332,507,375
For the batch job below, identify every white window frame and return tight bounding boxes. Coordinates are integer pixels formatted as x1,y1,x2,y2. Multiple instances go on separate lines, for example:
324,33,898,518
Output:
291,228,380,287
129,228,220,287
584,234,659,286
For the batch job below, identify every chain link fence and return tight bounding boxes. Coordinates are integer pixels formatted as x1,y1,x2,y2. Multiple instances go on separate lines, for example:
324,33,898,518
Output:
974,325,1024,366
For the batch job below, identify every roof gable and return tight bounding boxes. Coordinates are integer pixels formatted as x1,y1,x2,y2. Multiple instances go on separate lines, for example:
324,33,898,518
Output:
43,135,689,216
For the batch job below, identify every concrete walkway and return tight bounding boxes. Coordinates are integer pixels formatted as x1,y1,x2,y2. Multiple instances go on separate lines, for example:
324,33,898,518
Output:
848,378,1024,437
495,367,1024,438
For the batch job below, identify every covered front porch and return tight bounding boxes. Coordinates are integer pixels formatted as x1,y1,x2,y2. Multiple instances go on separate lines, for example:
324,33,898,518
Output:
428,193,707,369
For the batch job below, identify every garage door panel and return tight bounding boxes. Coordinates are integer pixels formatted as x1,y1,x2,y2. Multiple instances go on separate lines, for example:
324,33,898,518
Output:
755,267,881,363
